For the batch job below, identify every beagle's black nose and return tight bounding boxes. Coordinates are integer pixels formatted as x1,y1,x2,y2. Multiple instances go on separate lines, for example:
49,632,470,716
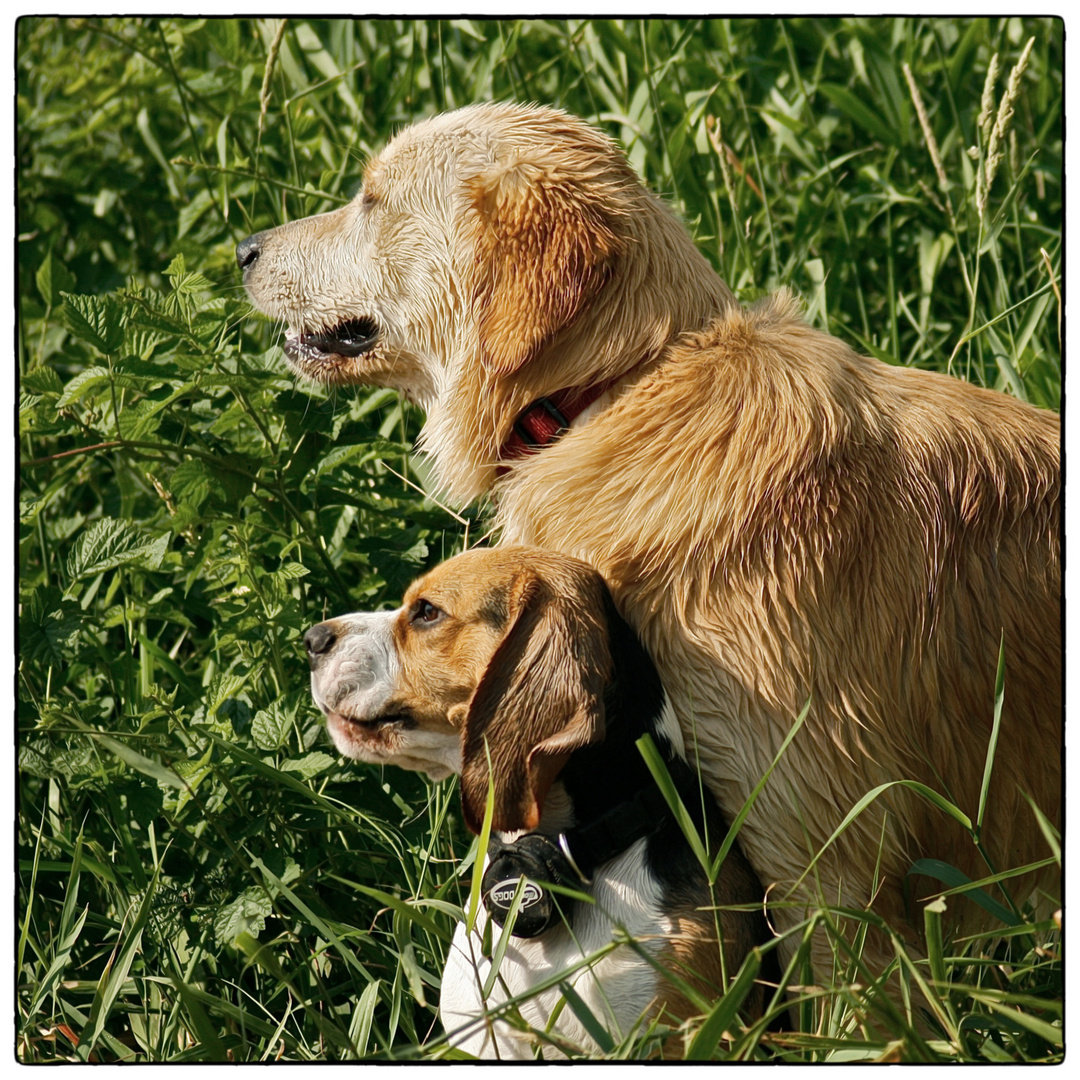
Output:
235,232,263,274
304,623,337,664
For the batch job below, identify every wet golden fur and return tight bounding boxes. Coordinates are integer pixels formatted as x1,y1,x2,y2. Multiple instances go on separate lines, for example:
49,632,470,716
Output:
240,102,1061,977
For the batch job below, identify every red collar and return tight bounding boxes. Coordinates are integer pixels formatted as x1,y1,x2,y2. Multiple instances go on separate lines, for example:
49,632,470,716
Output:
500,384,609,464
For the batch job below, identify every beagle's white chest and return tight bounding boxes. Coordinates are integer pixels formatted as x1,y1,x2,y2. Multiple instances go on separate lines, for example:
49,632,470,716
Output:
439,840,669,1060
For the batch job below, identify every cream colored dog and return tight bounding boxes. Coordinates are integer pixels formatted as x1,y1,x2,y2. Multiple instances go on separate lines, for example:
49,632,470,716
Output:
238,103,1061,982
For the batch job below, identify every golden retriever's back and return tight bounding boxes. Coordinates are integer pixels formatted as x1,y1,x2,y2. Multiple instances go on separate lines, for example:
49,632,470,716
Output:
495,291,1060,946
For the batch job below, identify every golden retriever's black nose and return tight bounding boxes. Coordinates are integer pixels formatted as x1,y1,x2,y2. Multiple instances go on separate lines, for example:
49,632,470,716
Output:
235,233,263,274
304,623,336,665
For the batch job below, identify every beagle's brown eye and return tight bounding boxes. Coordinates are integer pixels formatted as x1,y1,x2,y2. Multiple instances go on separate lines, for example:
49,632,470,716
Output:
412,599,442,625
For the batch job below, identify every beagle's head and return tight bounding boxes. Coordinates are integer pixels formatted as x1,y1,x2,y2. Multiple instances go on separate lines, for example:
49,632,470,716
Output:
305,546,614,834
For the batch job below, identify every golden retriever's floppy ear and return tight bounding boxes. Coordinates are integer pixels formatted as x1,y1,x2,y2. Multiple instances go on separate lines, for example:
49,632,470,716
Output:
459,566,612,834
470,160,622,375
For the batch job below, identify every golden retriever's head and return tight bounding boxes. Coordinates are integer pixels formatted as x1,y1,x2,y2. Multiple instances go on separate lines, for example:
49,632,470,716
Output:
304,545,613,833
239,103,732,502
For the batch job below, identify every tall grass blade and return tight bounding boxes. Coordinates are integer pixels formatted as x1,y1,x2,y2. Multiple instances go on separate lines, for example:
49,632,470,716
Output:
557,980,616,1054
27,905,90,1024
18,800,53,978
787,779,973,901
251,854,374,981
466,738,496,934
79,870,159,1059
636,733,709,870
906,857,1018,926
1021,793,1060,865
348,979,382,1058
684,948,761,1060
710,699,810,880
167,973,229,1061
90,733,185,789
976,632,1007,837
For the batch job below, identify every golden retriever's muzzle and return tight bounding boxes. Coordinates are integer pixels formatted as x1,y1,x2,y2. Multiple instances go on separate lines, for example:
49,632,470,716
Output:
236,231,380,363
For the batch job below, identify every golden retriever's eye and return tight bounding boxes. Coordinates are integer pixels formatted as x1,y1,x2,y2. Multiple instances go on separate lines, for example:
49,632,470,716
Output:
361,189,376,209
412,599,443,625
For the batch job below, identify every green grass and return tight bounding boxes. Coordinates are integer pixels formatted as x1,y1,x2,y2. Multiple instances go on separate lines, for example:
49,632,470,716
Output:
17,17,1061,1062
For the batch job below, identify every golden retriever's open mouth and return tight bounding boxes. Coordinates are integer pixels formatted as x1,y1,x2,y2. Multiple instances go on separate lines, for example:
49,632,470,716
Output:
285,317,380,366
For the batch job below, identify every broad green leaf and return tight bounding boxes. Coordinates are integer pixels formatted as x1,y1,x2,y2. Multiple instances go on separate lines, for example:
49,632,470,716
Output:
177,187,215,240
251,700,296,751
60,292,125,354
206,672,248,718
280,751,336,779
348,980,382,1058
36,250,76,309
214,887,273,943
271,562,310,583
65,518,170,586
55,365,112,408
557,980,615,1054
22,366,65,395
20,585,85,664
906,858,1019,926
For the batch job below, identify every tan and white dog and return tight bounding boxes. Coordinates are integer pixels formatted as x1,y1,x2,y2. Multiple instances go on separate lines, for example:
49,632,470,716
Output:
240,102,1061,979
304,547,772,1058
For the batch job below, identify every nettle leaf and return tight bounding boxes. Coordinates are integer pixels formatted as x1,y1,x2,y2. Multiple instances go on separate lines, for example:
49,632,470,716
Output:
55,365,112,408
55,361,159,408
205,672,248,718
114,355,188,384
19,740,94,780
124,326,176,361
251,698,300,751
269,564,310,595
191,310,226,345
169,459,215,511
127,293,187,337
260,849,302,886
22,366,65,396
165,253,216,297
280,752,336,779
65,518,171,586
116,398,163,441
117,778,165,828
20,585,86,664
165,745,214,814
60,292,126,355
213,887,273,944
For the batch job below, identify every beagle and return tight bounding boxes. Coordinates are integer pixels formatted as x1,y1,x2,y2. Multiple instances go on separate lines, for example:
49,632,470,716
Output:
304,546,772,1059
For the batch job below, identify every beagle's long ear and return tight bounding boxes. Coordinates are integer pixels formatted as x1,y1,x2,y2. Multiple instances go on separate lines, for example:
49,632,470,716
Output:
459,566,612,834
470,160,623,376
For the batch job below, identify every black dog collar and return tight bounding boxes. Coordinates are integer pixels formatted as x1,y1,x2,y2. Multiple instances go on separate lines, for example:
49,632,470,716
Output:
481,784,671,938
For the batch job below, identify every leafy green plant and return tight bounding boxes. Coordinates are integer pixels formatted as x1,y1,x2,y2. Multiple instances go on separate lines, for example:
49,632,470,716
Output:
18,16,1060,1062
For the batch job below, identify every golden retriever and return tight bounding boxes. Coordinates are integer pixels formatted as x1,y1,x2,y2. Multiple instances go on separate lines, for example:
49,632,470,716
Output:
238,102,1061,983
